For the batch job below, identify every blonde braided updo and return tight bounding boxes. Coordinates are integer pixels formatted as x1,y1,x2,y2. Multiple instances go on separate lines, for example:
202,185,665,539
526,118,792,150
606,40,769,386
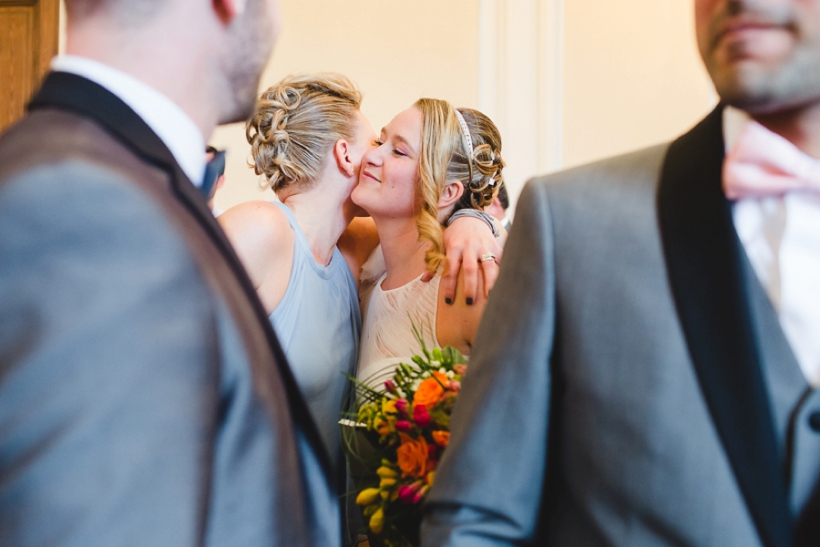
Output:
247,73,363,194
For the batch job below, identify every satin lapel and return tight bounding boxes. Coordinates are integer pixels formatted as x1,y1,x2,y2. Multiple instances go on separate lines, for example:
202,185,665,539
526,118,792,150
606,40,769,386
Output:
657,105,791,547
28,72,334,480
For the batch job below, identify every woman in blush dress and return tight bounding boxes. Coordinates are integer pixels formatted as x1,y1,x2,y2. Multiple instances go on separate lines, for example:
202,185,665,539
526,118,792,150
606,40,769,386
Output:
352,99,505,390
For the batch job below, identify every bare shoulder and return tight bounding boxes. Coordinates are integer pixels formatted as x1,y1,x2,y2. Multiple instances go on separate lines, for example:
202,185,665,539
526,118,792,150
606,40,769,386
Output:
219,201,289,240
220,201,293,256
218,201,294,293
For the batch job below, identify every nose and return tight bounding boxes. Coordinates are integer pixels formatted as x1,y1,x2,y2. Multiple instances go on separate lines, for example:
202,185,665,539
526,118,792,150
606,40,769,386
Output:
363,146,383,167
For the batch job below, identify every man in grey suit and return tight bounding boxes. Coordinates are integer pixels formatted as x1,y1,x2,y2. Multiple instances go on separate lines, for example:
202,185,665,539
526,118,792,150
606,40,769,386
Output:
0,0,339,545
423,0,820,546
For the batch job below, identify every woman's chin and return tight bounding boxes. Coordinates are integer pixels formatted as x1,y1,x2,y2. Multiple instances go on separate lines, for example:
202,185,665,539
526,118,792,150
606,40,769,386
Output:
351,185,375,210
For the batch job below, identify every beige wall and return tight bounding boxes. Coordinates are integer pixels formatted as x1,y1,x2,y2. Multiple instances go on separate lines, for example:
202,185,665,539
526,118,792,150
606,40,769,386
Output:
562,0,716,168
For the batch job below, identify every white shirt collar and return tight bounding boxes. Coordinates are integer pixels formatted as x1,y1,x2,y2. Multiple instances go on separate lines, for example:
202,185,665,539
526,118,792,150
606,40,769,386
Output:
51,55,206,186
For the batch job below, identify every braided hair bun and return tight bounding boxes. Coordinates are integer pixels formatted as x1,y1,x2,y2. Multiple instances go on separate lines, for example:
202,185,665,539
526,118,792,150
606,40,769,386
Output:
246,73,363,193
455,108,505,211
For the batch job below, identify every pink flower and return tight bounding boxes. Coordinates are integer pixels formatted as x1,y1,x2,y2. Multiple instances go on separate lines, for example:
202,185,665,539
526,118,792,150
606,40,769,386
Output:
395,398,409,416
413,404,431,428
395,420,412,432
411,484,430,504
448,380,461,391
384,379,397,393
397,481,423,503
453,364,467,375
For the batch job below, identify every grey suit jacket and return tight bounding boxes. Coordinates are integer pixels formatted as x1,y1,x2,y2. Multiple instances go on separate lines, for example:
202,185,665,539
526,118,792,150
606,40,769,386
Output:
421,107,819,547
0,73,338,546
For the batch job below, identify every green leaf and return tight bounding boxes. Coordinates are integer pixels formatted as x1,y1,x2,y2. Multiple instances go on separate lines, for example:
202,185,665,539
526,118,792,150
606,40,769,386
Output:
441,345,467,365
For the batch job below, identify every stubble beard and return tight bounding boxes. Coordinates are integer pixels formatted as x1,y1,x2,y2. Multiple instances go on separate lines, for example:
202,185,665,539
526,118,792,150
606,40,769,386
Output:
217,0,276,125
707,46,820,116
701,1,820,116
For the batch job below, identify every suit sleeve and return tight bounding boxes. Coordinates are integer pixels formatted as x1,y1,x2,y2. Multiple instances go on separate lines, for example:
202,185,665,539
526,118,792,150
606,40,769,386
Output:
0,161,220,547
421,179,557,547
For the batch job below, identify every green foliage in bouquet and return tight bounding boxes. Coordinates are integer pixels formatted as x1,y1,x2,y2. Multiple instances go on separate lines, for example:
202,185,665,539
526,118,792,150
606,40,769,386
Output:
343,324,467,547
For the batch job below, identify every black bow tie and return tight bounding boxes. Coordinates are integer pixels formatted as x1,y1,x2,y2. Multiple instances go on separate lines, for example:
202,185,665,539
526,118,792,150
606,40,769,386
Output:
202,149,226,200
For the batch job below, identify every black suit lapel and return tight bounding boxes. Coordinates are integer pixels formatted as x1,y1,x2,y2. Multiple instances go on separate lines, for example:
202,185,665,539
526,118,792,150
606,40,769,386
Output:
658,105,792,547
28,72,334,480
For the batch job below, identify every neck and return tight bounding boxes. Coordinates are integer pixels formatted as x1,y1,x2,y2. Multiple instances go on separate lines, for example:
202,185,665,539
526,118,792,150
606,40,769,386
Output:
373,215,429,290
65,17,218,139
751,101,820,158
280,182,355,266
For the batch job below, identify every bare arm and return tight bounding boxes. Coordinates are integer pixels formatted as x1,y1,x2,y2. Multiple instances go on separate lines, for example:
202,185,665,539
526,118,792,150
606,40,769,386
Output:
337,216,380,286
436,267,487,355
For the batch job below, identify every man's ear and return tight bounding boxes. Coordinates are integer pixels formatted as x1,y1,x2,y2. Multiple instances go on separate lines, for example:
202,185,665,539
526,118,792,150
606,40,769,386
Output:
333,139,356,178
213,0,246,21
438,180,465,209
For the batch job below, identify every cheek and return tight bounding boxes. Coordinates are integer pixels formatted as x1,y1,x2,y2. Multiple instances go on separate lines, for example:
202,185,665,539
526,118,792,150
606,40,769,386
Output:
694,0,716,51
387,168,420,203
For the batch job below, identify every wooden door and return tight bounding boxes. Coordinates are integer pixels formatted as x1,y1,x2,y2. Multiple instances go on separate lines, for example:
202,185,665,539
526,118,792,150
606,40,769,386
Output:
0,0,59,132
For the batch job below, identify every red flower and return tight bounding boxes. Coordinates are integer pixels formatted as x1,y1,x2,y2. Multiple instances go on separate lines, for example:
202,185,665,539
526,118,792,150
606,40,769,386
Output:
413,404,431,427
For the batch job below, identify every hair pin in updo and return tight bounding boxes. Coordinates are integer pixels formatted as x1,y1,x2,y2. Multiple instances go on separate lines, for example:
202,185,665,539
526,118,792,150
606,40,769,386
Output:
454,110,474,161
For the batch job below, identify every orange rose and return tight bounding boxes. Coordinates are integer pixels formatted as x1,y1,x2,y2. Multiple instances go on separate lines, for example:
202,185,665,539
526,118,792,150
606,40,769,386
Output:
413,371,449,408
432,430,450,447
396,433,428,478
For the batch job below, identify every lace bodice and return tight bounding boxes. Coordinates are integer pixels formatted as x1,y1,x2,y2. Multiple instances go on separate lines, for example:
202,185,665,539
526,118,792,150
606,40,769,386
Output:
356,247,442,391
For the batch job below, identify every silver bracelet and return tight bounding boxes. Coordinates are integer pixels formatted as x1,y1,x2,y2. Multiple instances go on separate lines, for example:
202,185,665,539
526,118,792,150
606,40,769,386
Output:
445,208,500,237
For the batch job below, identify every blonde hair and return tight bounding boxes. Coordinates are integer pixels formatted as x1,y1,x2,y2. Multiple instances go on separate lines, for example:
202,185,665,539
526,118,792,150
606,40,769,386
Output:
247,73,363,194
414,99,505,272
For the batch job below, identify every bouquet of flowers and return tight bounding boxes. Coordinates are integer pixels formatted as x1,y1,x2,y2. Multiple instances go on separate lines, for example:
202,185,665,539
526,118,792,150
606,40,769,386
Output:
344,327,467,547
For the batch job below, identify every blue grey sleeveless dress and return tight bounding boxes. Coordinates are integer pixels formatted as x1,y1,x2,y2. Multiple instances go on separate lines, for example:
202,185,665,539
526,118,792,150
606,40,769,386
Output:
268,202,361,469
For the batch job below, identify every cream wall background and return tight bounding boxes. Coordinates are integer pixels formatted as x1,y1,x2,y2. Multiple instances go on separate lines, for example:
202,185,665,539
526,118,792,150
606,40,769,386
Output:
58,0,718,214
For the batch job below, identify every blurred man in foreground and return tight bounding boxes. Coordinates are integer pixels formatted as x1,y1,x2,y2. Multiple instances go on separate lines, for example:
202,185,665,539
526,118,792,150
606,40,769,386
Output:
424,0,820,545
0,0,339,545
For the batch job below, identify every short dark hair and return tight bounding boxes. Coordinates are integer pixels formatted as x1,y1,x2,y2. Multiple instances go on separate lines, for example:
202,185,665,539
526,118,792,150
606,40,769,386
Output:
496,181,509,210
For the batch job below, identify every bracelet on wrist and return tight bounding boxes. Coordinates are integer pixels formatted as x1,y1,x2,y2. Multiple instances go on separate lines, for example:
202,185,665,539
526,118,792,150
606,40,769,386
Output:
445,208,500,237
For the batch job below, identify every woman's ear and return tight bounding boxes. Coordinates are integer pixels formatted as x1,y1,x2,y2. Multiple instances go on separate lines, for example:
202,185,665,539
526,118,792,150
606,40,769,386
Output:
333,140,356,178
438,180,465,209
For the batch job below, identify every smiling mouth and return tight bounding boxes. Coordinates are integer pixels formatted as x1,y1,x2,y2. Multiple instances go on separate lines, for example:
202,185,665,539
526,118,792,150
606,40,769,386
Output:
362,170,381,183
713,18,788,48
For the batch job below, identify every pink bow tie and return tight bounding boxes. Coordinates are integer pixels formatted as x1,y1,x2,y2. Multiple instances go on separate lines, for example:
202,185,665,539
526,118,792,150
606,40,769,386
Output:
723,120,820,199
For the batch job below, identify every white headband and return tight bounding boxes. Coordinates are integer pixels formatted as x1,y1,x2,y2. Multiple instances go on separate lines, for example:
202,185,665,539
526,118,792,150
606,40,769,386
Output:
454,110,474,160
